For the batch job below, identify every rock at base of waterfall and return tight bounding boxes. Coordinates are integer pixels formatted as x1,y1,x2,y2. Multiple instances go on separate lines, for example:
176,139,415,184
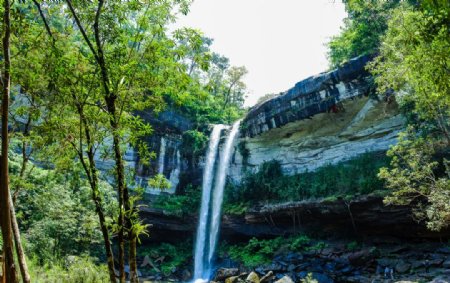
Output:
246,271,260,283
214,268,239,281
260,271,274,283
274,275,294,283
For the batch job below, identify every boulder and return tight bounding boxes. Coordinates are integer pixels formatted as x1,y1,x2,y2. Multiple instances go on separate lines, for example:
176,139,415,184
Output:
181,269,191,282
274,276,294,283
246,271,260,283
215,268,240,281
225,276,239,283
429,276,450,283
442,258,450,269
348,249,374,266
260,271,274,283
311,273,334,283
395,260,411,274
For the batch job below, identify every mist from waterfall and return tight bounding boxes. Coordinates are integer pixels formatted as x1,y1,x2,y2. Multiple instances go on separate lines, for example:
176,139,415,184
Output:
193,121,241,282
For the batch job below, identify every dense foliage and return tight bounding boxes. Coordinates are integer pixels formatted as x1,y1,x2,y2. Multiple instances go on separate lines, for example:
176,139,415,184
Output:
153,185,201,216
9,149,117,264
138,241,192,276
219,235,326,267
327,0,409,67
1,0,246,281
368,1,450,231
224,152,390,212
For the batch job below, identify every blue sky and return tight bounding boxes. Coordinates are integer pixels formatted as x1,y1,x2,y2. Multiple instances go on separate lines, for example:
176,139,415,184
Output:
175,0,347,106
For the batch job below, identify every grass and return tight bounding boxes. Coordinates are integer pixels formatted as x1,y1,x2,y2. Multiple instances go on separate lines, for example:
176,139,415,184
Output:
28,256,110,283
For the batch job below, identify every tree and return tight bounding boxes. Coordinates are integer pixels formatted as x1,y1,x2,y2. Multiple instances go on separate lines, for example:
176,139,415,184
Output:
379,129,450,231
0,0,19,280
327,0,408,68
369,2,450,231
369,4,450,145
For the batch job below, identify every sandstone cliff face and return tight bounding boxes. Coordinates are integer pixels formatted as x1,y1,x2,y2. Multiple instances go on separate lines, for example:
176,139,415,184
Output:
229,56,405,181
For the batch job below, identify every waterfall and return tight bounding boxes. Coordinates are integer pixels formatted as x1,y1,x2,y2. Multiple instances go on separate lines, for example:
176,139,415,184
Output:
208,120,241,263
193,121,241,282
193,125,226,280
168,150,181,194
158,137,166,174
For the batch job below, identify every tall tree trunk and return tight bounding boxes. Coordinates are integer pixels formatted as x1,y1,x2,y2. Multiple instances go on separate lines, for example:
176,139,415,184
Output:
125,187,138,283
81,112,117,283
65,1,136,280
128,235,138,283
0,0,18,280
9,195,30,283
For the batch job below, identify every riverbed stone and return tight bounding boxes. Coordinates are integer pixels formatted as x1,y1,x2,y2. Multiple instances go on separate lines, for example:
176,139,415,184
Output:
246,272,260,283
260,271,274,283
274,275,294,283
395,260,411,273
215,268,240,281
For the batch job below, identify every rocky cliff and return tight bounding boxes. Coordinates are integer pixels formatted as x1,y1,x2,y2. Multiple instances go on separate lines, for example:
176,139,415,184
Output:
94,109,195,195
229,55,405,180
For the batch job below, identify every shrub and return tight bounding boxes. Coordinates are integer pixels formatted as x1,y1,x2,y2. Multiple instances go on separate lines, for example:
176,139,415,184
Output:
224,235,312,267
28,256,110,283
138,241,192,276
225,152,390,209
153,184,201,216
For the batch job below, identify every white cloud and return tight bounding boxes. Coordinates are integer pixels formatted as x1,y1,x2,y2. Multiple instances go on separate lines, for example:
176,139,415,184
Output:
174,0,347,106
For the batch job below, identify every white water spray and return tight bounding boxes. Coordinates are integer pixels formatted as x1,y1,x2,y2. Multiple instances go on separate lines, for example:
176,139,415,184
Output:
193,125,225,280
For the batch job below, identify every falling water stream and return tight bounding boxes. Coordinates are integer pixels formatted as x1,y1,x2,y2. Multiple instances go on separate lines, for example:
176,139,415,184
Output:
193,120,241,282
158,137,166,174
193,125,226,280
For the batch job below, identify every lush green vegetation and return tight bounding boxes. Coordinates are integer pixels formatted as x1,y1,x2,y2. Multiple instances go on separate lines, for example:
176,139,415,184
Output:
153,185,201,216
9,149,117,264
224,152,390,213
219,235,327,267
138,241,192,276
367,1,450,231
327,0,408,68
28,256,110,283
0,0,246,281
0,0,449,281
327,0,450,231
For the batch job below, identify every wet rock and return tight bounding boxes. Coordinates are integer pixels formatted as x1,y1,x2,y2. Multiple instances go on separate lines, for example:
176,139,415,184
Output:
265,263,284,272
429,276,450,283
274,275,294,283
348,249,374,266
436,247,450,254
260,271,274,283
377,258,398,268
246,272,260,283
395,260,411,273
285,252,303,262
225,276,239,283
215,268,239,281
181,269,191,282
287,264,296,272
442,258,450,269
311,273,334,283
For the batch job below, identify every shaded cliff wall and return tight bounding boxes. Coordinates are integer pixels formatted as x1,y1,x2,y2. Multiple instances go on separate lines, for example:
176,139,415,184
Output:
229,55,405,181
95,109,198,195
